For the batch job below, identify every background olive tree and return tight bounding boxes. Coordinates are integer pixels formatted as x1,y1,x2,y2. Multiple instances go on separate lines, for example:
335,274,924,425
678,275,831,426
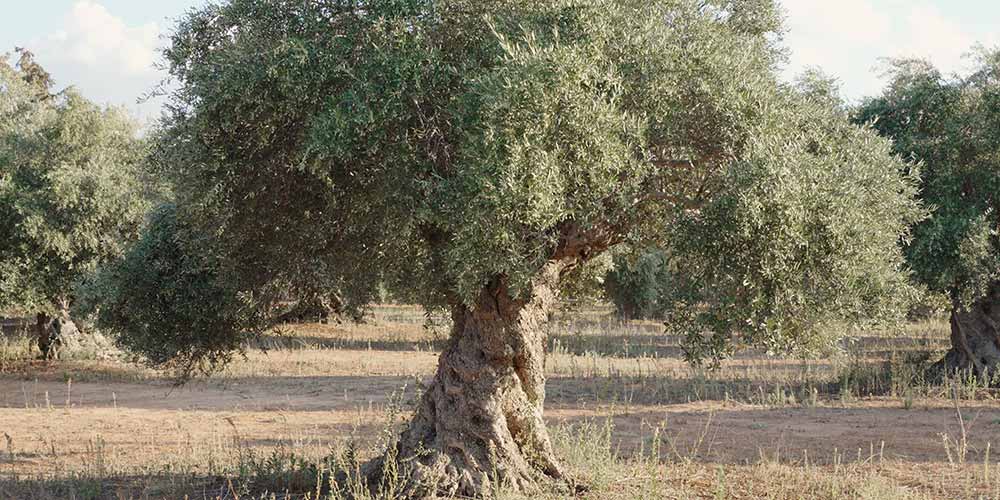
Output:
94,0,923,496
855,48,1000,377
80,203,268,374
0,51,149,359
604,248,671,320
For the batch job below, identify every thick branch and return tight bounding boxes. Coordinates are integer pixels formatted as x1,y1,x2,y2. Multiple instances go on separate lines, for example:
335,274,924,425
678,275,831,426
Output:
550,222,621,269
547,159,707,269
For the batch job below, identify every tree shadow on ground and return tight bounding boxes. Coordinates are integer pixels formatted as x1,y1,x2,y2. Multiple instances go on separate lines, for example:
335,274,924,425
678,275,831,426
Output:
255,330,948,364
0,358,950,411
0,474,247,500
254,333,445,352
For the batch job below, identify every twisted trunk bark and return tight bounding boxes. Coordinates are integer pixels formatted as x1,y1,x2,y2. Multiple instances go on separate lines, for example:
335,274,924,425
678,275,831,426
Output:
278,293,338,324
366,263,569,498
35,299,81,361
35,312,53,360
934,284,1000,379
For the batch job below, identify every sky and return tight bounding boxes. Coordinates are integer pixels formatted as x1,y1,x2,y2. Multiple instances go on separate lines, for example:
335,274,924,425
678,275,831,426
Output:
1,0,998,126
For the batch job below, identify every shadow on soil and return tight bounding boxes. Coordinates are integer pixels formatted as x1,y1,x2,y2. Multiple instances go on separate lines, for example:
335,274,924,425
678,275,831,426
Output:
0,475,240,500
256,329,948,363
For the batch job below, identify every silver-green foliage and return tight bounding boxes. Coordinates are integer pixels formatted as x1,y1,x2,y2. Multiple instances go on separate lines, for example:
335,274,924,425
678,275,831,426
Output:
665,81,924,362
143,0,922,365
0,54,148,315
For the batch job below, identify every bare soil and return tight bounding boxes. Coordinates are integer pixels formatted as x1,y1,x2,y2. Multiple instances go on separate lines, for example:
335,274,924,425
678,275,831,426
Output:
0,309,995,498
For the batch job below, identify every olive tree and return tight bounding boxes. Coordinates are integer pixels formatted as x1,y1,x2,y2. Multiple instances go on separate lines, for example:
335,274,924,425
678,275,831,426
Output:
0,52,148,359
604,248,671,320
81,203,266,373
114,0,922,495
855,49,1000,377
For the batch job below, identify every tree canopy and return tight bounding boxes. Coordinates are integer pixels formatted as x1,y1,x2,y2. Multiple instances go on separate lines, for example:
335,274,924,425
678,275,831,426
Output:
855,49,1000,307
81,203,264,373
86,0,933,494
107,0,925,368
0,53,148,318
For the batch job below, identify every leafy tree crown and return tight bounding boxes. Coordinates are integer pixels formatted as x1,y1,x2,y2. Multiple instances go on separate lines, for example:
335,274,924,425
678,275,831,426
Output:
854,48,1000,306
0,54,148,314
142,0,923,365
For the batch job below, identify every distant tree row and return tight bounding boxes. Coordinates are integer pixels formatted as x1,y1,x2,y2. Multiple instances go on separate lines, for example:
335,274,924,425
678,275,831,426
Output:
0,49,148,358
611,49,1000,373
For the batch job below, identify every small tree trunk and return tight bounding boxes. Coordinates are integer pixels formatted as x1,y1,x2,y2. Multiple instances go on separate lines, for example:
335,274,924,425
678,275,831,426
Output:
366,263,568,498
35,299,83,361
35,312,54,360
933,285,1000,379
278,294,335,324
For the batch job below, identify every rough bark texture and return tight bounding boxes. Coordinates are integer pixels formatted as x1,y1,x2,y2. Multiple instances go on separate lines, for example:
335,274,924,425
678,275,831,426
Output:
50,313,83,359
35,312,54,360
35,300,110,360
933,285,1000,379
278,294,337,324
35,306,86,361
365,262,570,498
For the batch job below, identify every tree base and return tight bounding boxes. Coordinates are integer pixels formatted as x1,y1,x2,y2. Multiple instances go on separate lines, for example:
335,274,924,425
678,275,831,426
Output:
36,311,114,361
362,270,574,498
362,443,571,499
931,287,1000,381
362,380,571,498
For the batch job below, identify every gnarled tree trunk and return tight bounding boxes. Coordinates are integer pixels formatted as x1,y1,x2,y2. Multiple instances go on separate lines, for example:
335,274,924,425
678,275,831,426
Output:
366,262,569,498
934,284,1000,379
35,300,82,361
278,293,338,324
35,312,54,360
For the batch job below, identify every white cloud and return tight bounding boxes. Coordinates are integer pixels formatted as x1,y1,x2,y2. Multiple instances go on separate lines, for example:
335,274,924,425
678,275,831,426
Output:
780,0,997,101
57,1,159,76
30,1,164,123
783,0,891,45
893,5,974,74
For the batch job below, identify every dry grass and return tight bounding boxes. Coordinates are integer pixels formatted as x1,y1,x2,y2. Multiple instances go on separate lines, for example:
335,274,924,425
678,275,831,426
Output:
2,305,999,499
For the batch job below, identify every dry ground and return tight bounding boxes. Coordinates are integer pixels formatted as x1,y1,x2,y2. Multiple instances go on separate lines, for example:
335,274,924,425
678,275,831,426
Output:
1,306,999,499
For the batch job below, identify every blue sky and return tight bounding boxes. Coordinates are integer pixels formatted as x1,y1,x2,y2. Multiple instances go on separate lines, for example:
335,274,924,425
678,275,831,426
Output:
2,1,998,125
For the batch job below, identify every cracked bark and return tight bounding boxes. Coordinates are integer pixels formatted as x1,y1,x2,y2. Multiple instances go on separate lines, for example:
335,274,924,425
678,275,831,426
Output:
933,284,1000,379
365,261,572,498
34,299,81,361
